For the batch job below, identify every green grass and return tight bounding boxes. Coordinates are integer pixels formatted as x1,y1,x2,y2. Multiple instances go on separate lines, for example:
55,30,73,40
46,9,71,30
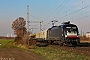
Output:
0,39,90,60
0,39,16,48
29,46,90,60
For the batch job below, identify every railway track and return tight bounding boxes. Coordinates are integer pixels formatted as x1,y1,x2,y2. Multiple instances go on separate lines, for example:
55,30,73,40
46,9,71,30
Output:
47,43,90,56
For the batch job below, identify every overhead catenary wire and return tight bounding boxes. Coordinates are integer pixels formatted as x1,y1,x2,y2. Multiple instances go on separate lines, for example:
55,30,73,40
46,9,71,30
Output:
54,0,85,20
55,0,69,18
57,4,90,20
70,11,90,22
30,14,41,21
61,0,85,15
44,0,67,20
69,9,90,22
28,0,90,31
30,0,86,23
50,0,86,22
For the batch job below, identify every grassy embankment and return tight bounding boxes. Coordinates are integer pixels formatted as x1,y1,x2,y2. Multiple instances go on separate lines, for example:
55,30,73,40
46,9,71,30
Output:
0,39,90,60
0,39,16,48
30,47,90,60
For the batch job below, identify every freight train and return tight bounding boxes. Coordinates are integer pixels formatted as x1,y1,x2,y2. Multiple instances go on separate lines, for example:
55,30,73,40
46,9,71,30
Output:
35,21,80,46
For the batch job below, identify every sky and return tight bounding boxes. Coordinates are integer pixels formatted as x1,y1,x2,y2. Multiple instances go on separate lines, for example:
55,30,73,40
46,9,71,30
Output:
0,0,90,36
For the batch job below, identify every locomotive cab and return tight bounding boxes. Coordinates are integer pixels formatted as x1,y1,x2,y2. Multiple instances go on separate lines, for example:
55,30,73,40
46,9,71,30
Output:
61,22,80,46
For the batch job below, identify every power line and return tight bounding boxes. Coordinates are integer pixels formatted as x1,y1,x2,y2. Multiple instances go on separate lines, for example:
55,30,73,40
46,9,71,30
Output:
73,14,90,21
44,0,67,20
30,14,41,20
71,11,90,21
69,10,90,21
55,0,69,17
57,4,90,20
56,0,85,19
66,0,85,12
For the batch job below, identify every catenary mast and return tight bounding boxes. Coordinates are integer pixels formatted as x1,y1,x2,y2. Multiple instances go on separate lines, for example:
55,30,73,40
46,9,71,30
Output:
27,5,30,33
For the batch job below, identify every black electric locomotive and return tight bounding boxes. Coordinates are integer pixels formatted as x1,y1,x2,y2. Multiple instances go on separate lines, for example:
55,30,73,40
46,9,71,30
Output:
35,21,80,46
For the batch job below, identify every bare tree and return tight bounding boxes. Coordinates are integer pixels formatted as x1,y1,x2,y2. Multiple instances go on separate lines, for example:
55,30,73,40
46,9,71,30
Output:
12,17,27,45
12,17,26,37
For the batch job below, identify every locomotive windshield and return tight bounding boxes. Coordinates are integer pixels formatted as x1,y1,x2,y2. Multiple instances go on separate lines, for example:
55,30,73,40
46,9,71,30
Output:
66,27,77,32
64,26,79,35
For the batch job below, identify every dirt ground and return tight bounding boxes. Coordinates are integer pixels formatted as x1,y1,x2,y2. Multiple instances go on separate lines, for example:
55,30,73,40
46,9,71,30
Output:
0,48,45,60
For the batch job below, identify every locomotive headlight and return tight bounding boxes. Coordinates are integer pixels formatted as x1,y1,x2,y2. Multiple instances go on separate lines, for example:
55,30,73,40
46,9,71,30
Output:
77,36,79,37
77,35,79,37
65,35,67,37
